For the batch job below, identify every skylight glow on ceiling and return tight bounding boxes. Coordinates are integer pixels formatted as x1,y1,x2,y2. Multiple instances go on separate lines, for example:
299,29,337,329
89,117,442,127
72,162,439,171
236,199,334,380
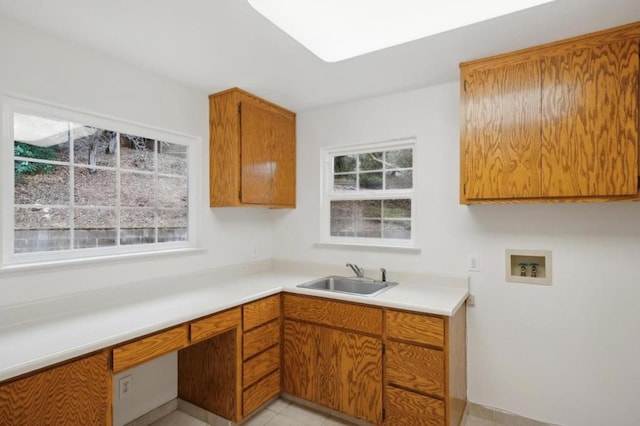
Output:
248,0,556,62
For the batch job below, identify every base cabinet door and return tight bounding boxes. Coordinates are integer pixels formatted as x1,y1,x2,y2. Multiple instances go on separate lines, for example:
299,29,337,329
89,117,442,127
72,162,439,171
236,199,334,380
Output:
0,351,111,426
283,320,383,424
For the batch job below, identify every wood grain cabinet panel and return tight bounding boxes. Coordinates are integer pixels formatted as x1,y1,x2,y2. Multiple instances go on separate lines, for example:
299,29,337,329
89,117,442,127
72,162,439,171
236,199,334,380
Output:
283,319,382,424
243,319,280,360
190,307,241,343
386,341,445,398
386,310,444,348
386,385,445,426
243,294,280,331
209,87,296,208
460,22,640,204
113,324,188,373
283,294,383,335
243,344,280,389
243,370,280,417
0,351,111,426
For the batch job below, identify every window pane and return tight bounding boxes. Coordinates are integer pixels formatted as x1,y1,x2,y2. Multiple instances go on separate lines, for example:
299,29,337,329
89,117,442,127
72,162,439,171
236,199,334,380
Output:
331,200,353,218
386,149,413,168
120,134,155,172
334,155,356,173
354,200,381,218
333,174,356,191
14,207,70,253
355,219,382,238
158,177,188,209
330,218,356,237
383,199,411,218
383,220,411,239
121,172,156,207
73,127,117,168
74,169,116,206
359,172,382,190
158,209,188,242
14,113,71,162
120,208,155,246
359,152,383,171
74,208,116,249
158,141,188,176
385,170,413,189
15,164,69,205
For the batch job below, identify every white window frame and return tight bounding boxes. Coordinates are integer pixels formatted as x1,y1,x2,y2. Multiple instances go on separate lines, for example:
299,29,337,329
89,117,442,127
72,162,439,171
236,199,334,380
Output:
320,138,417,248
1,96,201,269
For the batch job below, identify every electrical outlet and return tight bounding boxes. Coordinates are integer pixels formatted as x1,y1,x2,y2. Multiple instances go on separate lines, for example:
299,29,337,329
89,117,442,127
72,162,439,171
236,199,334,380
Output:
119,375,132,399
467,294,476,306
468,255,480,272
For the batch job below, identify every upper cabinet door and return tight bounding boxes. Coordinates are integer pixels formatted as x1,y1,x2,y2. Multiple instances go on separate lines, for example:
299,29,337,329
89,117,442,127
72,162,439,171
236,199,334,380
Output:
240,101,276,205
541,39,639,197
461,61,542,200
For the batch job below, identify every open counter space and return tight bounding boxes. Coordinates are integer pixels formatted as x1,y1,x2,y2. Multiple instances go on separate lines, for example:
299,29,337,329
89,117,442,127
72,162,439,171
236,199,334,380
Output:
0,260,468,383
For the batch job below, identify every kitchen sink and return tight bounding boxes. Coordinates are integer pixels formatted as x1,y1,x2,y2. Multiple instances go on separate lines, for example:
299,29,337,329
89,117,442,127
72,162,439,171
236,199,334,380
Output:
297,275,398,297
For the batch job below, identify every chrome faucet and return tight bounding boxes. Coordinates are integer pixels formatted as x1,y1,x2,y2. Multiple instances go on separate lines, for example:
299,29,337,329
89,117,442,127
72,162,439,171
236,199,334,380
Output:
346,263,364,278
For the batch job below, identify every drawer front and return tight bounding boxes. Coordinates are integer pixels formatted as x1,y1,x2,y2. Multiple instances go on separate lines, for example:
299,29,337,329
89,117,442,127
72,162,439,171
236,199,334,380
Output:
243,369,280,417
386,310,444,347
113,325,188,373
243,344,280,388
386,385,445,426
190,307,241,343
243,320,280,360
283,294,382,335
243,294,280,331
386,341,445,398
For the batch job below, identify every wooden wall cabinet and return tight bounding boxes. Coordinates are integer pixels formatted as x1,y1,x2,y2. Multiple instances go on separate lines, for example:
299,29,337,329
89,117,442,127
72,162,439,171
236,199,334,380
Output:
460,22,640,204
210,87,296,208
282,294,384,424
0,351,112,426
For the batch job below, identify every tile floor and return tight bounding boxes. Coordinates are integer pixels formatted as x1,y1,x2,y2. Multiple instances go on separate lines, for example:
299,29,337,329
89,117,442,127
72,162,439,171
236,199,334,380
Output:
149,398,497,426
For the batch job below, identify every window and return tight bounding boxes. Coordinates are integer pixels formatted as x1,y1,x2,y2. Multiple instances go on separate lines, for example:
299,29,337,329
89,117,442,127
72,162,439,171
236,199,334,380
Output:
2,97,199,267
321,139,415,247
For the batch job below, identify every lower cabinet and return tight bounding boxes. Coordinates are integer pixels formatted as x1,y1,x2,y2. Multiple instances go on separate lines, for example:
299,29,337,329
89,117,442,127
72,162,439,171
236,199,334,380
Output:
0,351,112,426
283,295,384,425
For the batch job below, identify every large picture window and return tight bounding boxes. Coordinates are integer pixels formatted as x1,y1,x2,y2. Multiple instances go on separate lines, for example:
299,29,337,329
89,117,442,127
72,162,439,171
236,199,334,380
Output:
321,139,415,247
3,98,198,267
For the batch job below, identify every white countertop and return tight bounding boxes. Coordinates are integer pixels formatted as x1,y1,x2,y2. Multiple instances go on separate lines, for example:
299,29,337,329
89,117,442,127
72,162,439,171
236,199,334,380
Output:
0,261,468,382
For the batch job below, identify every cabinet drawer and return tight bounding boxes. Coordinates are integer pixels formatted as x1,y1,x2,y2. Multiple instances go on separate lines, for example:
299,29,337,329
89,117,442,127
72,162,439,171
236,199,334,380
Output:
243,344,280,388
386,385,445,426
243,369,280,417
386,341,445,398
243,295,280,331
113,325,188,373
243,320,280,360
284,294,382,335
190,307,241,343
386,310,444,347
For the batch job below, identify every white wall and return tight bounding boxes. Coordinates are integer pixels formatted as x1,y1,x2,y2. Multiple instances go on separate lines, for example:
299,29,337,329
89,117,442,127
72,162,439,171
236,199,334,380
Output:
0,17,273,424
272,83,640,425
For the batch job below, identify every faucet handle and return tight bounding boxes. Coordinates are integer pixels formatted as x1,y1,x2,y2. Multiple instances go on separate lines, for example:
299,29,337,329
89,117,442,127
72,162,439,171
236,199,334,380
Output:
380,268,387,282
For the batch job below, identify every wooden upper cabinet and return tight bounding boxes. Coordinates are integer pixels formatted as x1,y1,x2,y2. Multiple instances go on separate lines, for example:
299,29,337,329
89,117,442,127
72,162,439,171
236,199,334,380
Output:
210,88,296,208
460,22,640,204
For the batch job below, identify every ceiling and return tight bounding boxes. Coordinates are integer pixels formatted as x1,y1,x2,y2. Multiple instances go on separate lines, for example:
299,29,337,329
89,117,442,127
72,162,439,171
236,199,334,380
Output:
1,0,640,112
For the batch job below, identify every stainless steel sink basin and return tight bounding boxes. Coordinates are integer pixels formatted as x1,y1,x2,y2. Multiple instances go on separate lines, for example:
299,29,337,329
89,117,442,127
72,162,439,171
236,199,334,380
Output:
297,275,397,297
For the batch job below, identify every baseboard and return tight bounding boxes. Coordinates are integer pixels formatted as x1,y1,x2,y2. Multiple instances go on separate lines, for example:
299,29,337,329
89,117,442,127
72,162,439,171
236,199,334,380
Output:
465,401,561,426
123,399,178,426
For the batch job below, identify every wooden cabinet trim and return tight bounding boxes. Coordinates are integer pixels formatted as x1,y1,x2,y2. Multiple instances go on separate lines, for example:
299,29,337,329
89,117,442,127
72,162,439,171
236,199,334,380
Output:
113,324,188,373
190,307,241,343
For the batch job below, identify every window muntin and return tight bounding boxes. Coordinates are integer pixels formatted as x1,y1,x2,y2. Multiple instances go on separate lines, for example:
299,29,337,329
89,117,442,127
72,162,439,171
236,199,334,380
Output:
323,140,415,246
4,98,197,266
